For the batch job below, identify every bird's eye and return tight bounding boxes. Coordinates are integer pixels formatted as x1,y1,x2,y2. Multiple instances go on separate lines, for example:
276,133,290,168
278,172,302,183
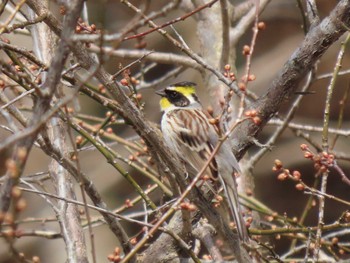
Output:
168,91,179,99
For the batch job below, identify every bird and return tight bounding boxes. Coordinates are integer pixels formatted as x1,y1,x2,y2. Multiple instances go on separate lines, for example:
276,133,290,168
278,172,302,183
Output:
156,81,249,243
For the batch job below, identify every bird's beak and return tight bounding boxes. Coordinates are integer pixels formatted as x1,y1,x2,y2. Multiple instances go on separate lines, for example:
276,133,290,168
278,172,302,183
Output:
155,89,166,97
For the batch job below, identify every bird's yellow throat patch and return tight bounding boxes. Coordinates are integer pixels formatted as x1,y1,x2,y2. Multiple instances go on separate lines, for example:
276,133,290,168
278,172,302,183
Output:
160,97,171,110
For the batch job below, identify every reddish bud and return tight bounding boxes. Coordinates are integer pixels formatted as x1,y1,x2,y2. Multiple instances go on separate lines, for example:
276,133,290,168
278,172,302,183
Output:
135,41,147,49
331,237,338,245
130,237,137,245
114,247,121,255
246,188,253,196
125,199,133,208
304,151,313,159
207,106,214,116
202,174,210,181
277,173,287,181
295,183,304,191
229,221,236,229
188,204,197,211
135,93,142,101
248,74,256,81
216,195,224,202
257,21,266,30
242,45,251,55
76,135,83,145
250,109,258,117
11,187,22,198
16,147,27,162
180,202,189,210
344,212,350,222
147,157,154,165
238,82,246,91
120,78,128,86
208,118,219,125
75,25,82,33
300,144,308,151
292,170,301,180
59,5,66,15
274,159,283,169
252,116,261,125
266,215,274,222
15,198,27,211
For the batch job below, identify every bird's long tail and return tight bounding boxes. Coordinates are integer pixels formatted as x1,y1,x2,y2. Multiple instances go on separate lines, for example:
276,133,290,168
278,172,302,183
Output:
220,175,249,243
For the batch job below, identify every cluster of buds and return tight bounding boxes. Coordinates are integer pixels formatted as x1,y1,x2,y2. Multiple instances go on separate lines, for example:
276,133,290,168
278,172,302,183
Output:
272,159,304,191
107,247,122,263
75,18,98,34
241,74,256,83
212,195,224,208
16,253,40,263
223,64,236,81
179,201,197,211
120,72,141,106
244,109,261,125
123,76,139,86
300,144,335,173
120,68,140,87
0,186,27,241
238,73,256,92
12,186,27,212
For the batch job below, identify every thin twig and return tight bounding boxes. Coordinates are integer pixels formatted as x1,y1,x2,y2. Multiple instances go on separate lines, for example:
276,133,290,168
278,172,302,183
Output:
314,32,350,261
122,0,219,41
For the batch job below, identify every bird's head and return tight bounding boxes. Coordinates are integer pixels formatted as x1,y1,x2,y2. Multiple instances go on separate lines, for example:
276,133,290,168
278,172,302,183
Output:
156,81,200,111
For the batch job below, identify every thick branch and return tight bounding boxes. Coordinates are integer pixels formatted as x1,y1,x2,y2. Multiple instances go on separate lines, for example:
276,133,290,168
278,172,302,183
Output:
233,0,350,159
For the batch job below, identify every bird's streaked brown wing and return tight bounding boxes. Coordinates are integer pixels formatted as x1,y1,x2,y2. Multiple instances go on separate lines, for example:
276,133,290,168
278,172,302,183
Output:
164,108,218,179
